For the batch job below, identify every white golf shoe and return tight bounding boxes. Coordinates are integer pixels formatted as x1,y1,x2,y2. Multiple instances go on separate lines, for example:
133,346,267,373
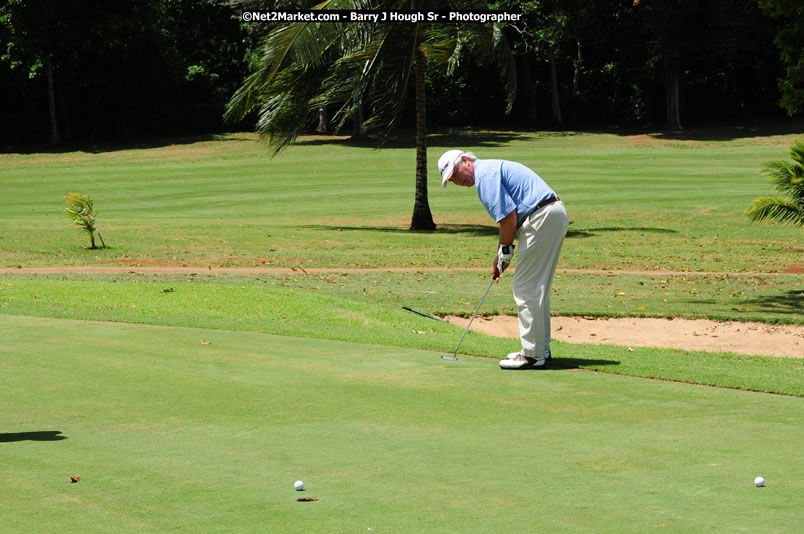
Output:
507,351,552,361
499,354,546,370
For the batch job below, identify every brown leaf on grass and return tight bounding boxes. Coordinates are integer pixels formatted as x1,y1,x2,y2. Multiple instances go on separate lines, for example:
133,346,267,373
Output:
201,340,212,345
70,476,80,483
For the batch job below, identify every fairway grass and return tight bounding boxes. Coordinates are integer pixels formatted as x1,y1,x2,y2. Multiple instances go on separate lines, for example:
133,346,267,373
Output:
1,127,801,334
1,315,802,533
1,276,802,396
2,127,802,530
1,129,802,274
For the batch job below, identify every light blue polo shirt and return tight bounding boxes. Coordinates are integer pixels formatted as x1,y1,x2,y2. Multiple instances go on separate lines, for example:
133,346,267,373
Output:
474,159,557,228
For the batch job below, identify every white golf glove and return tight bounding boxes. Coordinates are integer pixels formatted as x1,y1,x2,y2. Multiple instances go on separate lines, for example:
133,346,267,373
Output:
497,243,515,271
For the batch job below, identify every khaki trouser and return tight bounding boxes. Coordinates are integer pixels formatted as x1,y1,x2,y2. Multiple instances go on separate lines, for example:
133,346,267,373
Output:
513,201,569,359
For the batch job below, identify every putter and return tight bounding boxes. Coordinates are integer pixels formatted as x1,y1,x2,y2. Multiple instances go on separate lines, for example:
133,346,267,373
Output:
441,278,495,361
402,306,450,324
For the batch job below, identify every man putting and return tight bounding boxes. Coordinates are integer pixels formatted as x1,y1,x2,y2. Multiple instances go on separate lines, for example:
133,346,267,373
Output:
438,150,569,369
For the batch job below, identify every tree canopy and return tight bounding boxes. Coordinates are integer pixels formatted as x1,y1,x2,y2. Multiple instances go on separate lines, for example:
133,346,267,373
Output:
0,0,800,147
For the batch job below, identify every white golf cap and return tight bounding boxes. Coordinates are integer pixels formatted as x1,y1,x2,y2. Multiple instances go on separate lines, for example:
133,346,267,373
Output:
438,149,465,188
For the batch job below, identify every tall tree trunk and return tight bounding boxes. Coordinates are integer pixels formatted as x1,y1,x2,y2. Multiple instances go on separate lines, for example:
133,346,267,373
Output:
519,53,538,125
57,83,71,142
351,101,366,139
548,47,563,128
316,107,328,133
571,37,583,128
410,47,435,231
45,54,62,145
665,48,683,130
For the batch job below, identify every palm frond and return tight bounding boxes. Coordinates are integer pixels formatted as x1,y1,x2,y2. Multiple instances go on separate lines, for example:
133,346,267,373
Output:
759,138,804,201
762,159,803,191
362,25,418,140
254,63,329,153
225,23,309,123
312,23,399,133
228,0,519,152
419,25,459,64
746,196,804,226
789,139,804,166
65,192,97,233
225,0,359,123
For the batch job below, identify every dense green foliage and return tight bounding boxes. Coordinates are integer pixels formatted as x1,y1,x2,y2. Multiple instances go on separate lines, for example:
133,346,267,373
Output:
759,0,804,115
0,0,255,145
1,0,801,146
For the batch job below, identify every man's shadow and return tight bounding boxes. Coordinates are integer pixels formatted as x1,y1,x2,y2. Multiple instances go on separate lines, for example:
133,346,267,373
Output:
0,431,67,442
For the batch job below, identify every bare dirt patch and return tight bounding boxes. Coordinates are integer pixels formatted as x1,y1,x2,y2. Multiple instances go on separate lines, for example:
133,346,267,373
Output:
91,258,190,267
445,315,803,359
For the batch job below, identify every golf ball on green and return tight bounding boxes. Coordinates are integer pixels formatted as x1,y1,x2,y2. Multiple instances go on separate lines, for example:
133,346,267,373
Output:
754,476,765,487
294,480,304,491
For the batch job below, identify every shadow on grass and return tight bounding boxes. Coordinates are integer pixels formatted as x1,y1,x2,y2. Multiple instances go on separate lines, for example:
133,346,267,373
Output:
549,358,621,370
604,119,804,142
486,358,621,371
295,120,803,149
567,226,678,239
303,224,499,237
6,120,800,154
684,290,804,318
741,290,804,317
308,223,677,238
1,134,230,155
293,129,532,150
0,431,67,442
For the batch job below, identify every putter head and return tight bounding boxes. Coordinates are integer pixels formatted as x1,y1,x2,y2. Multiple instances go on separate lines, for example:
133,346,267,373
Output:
441,354,458,361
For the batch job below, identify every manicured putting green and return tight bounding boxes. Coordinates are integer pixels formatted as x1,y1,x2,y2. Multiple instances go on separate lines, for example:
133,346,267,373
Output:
1,315,801,532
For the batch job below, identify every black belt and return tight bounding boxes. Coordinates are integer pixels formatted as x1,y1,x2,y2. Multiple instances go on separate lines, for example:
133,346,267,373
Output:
530,196,560,215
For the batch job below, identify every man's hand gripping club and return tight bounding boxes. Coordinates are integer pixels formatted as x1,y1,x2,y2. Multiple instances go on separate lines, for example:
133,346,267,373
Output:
493,210,518,281
493,243,515,280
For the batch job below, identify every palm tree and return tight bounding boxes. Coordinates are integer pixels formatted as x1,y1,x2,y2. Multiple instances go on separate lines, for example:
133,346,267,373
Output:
65,192,106,249
746,139,804,227
225,0,515,230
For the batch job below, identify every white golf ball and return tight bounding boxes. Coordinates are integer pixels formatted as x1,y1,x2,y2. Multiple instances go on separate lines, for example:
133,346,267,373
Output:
754,476,765,487
294,480,304,491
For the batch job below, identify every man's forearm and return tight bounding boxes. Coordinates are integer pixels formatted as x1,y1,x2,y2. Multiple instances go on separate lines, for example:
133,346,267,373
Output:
499,210,517,245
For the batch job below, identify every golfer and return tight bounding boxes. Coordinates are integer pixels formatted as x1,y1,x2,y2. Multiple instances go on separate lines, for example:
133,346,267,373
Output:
438,150,569,369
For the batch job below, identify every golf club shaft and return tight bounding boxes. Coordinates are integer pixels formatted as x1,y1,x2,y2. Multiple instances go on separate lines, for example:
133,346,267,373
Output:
402,306,450,324
452,278,495,355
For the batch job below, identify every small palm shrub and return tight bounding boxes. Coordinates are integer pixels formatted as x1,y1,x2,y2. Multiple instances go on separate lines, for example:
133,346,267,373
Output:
65,192,106,249
746,140,804,226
